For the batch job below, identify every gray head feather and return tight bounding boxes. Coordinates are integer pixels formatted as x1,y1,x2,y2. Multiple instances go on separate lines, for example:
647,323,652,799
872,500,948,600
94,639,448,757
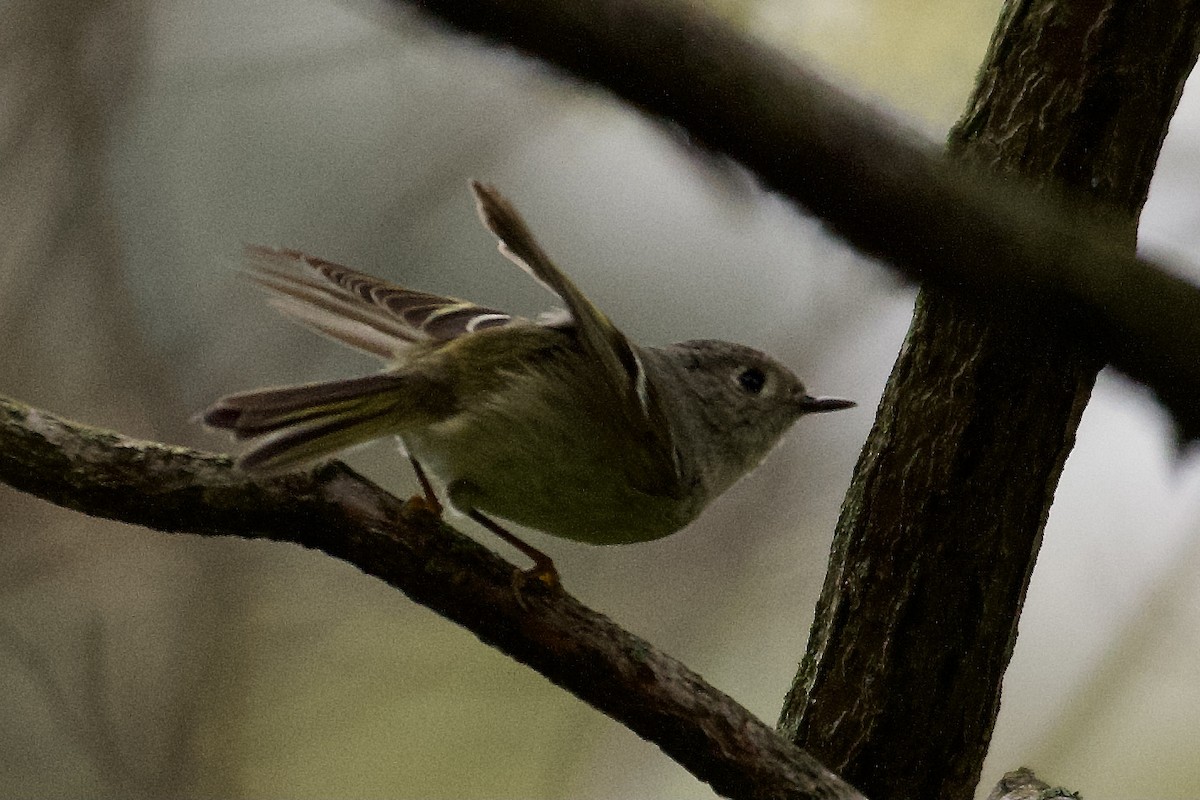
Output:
642,339,853,501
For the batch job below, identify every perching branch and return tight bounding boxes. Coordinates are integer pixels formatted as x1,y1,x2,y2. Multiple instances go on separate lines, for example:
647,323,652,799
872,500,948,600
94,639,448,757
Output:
0,401,1080,800
0,395,864,800
393,0,1200,441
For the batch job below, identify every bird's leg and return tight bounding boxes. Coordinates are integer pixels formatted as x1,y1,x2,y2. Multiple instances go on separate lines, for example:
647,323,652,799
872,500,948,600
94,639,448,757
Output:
406,455,443,516
467,509,560,591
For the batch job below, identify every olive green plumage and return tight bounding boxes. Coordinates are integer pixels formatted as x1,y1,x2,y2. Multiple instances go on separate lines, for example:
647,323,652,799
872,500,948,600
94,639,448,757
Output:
204,182,852,551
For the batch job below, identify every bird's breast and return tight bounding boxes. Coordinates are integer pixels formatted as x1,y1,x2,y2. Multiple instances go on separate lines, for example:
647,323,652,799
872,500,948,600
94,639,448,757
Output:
401,382,699,545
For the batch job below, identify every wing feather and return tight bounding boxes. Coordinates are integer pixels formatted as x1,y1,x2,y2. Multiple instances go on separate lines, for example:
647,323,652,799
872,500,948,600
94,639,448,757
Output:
244,245,526,357
470,182,646,405
469,181,679,485
239,181,681,491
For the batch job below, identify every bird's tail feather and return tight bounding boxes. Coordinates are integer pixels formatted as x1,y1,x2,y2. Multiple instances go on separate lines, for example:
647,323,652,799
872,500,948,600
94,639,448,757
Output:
203,373,419,472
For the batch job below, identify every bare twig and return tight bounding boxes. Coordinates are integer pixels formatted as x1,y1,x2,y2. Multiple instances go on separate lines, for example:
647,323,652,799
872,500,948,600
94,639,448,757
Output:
392,0,1200,440
0,395,865,800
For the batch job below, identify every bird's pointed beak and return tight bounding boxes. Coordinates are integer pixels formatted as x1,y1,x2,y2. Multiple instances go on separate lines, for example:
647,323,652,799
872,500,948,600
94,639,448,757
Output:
796,395,856,413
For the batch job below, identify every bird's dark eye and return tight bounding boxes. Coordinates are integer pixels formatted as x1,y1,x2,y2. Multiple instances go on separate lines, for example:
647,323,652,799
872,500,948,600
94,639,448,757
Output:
737,367,766,394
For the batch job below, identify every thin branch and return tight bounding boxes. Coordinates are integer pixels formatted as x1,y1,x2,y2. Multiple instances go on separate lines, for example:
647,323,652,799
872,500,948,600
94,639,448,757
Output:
392,0,1200,440
0,395,864,800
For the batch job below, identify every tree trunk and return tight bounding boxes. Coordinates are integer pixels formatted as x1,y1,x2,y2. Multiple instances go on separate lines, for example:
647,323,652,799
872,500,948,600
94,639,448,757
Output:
778,3,1200,799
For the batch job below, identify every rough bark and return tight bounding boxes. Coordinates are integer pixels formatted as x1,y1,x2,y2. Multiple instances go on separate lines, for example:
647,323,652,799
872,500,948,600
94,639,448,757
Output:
778,3,1200,799
0,397,864,800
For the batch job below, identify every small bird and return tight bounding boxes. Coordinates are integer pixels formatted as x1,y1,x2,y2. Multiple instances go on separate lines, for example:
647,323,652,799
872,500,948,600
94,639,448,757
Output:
204,182,853,587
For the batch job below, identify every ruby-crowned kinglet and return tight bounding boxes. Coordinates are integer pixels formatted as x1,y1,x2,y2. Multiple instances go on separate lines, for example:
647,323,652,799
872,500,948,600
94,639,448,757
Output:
204,182,853,586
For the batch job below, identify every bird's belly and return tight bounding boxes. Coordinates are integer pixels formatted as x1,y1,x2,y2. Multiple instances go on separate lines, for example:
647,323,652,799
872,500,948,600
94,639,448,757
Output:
402,414,695,545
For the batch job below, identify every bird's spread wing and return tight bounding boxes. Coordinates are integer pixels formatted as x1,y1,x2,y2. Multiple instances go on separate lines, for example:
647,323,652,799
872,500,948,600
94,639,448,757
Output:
245,245,527,359
241,183,683,494
470,181,681,489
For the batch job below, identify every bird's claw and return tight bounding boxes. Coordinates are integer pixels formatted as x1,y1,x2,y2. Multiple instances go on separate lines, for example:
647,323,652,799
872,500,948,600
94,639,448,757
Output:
510,562,561,609
405,494,443,517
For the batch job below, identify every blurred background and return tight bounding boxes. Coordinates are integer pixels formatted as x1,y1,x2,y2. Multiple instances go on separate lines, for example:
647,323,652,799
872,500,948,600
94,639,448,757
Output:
3,0,1200,797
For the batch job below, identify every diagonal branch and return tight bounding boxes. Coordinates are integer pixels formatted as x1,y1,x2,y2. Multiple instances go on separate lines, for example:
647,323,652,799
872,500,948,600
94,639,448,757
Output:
392,0,1200,440
0,395,864,800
